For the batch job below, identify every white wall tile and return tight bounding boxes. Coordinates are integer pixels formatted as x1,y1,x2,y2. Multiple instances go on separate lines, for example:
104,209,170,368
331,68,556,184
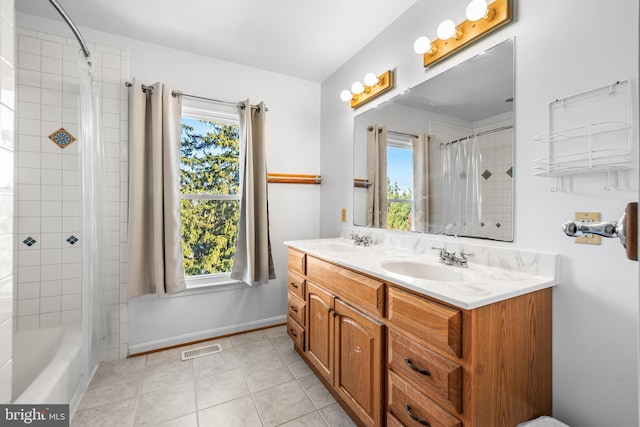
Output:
16,315,39,331
61,293,80,311
61,309,80,324
61,278,80,294
39,295,60,313
39,311,60,328
17,298,38,315
40,280,61,297
17,35,40,55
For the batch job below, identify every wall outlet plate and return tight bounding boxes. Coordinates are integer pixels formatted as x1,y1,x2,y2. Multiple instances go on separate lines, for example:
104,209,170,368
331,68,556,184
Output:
575,212,601,245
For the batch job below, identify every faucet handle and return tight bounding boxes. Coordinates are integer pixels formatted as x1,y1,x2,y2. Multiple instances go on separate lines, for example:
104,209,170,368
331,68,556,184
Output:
459,249,474,258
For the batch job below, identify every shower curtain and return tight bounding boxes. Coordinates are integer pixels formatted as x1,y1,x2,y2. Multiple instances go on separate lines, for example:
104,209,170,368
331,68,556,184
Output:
77,57,108,374
440,136,482,236
366,125,388,228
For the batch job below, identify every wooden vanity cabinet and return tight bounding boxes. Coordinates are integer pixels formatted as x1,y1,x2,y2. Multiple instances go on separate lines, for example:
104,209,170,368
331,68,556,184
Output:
286,249,307,351
287,248,552,427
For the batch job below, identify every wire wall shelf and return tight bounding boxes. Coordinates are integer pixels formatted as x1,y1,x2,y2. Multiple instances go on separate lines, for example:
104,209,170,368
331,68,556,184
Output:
532,80,632,191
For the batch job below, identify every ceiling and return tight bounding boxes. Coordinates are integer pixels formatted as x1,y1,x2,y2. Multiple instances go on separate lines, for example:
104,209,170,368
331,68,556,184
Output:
16,0,418,82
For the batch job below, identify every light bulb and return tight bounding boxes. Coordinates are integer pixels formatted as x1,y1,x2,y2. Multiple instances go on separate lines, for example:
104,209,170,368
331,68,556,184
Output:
364,73,379,87
413,36,433,54
466,0,489,21
437,20,458,40
351,81,365,95
340,89,352,102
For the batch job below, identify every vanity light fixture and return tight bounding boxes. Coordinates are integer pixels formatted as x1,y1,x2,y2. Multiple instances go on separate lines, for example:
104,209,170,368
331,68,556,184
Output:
340,70,394,109
415,0,511,68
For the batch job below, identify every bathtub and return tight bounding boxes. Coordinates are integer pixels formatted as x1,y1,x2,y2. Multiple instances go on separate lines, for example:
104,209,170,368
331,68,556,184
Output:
12,325,82,405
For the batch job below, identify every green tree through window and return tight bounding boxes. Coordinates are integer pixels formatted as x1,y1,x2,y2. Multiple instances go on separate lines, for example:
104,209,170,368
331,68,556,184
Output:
180,116,240,277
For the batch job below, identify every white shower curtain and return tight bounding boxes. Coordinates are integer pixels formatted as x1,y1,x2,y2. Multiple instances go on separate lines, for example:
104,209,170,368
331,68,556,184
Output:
127,79,186,296
440,137,482,236
231,100,275,285
412,133,429,233
366,125,388,228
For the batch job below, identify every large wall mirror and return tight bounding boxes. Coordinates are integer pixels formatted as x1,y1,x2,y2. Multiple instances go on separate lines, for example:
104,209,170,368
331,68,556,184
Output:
353,38,514,242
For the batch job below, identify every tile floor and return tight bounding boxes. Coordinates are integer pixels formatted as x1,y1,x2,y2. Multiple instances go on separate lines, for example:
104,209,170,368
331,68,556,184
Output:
71,326,356,426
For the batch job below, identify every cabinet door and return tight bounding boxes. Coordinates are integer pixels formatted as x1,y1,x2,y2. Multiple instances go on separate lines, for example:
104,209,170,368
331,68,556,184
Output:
334,298,384,427
306,282,334,384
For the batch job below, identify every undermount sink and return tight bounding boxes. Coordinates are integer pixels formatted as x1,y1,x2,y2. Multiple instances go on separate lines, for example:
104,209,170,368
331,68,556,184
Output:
317,242,359,253
379,259,475,283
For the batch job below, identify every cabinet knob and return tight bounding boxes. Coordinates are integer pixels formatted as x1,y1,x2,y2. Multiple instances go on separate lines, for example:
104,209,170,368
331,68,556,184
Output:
290,282,299,288
404,403,430,426
289,329,297,338
290,305,298,312
404,358,431,376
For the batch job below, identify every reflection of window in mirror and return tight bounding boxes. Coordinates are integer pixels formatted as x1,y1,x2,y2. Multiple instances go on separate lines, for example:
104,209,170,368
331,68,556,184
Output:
387,141,413,231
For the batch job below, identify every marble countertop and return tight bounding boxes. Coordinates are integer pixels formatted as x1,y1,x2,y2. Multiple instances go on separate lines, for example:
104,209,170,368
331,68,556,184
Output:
284,238,558,310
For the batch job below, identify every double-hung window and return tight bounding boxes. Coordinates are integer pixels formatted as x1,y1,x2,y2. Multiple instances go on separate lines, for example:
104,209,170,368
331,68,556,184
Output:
386,139,413,231
179,101,241,288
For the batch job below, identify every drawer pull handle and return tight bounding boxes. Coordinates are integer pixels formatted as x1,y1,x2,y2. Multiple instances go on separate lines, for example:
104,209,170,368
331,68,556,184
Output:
404,358,431,376
290,305,298,312
289,329,297,338
290,282,299,289
404,403,430,426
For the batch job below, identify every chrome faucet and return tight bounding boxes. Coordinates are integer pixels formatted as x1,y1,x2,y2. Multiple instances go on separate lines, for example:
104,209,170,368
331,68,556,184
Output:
350,233,372,246
432,247,474,268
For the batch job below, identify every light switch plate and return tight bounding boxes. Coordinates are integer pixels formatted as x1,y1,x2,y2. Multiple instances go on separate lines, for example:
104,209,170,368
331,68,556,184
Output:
575,212,601,245
341,208,347,223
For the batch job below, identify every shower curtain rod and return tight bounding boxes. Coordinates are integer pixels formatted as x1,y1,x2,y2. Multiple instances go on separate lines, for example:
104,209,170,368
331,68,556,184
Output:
48,0,91,62
123,82,266,111
367,126,418,139
442,124,513,146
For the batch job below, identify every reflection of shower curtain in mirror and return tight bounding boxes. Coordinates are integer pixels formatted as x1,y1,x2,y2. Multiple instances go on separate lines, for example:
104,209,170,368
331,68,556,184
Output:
440,137,482,236
412,133,429,233
367,125,388,228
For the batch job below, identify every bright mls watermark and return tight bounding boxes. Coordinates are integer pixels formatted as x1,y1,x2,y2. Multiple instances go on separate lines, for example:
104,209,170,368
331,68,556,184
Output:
1,405,69,426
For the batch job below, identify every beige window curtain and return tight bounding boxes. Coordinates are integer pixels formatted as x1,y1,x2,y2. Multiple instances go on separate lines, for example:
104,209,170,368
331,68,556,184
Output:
127,79,186,297
366,124,388,228
412,133,429,233
230,100,276,285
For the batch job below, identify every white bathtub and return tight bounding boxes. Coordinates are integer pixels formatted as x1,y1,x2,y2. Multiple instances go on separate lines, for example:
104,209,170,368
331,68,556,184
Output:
13,325,82,405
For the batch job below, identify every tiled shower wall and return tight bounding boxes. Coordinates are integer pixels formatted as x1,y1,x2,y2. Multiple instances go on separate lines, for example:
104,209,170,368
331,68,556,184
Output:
428,113,514,241
13,28,129,360
0,0,15,404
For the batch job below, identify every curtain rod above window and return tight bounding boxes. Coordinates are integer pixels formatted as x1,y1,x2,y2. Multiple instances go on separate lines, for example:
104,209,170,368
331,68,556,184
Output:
123,82,267,112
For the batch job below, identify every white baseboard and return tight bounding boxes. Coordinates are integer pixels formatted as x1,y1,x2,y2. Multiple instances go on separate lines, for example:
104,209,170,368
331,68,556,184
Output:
127,315,287,355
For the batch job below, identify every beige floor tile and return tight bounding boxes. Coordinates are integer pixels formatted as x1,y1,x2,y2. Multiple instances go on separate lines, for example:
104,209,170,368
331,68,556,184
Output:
134,381,196,426
253,380,316,427
195,368,250,410
234,340,281,366
280,347,303,365
271,335,294,355
279,411,329,427
189,336,232,351
77,373,141,411
241,358,295,393
288,357,313,379
264,325,287,339
197,395,262,427
153,412,198,427
145,347,184,367
229,329,270,347
298,373,336,409
141,359,194,393
319,403,356,427
192,348,240,379
90,356,146,390
71,396,136,427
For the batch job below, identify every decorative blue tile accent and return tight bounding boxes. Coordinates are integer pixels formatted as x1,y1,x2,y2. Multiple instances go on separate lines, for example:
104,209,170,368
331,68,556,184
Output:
23,237,37,247
506,166,513,177
481,169,492,180
480,222,485,227
49,128,76,149
66,235,79,245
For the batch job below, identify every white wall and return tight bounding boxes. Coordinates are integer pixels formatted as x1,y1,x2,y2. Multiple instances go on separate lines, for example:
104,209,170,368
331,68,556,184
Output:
321,0,639,426
17,13,321,354
0,0,14,404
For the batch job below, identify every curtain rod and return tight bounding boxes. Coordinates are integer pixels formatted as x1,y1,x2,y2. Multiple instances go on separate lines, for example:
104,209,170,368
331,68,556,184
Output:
123,82,267,112
442,124,513,146
367,126,418,139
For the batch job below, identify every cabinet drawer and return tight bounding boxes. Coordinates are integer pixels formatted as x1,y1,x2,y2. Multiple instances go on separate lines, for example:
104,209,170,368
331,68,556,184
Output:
288,249,306,276
307,256,385,317
386,412,404,427
288,271,305,300
387,286,462,358
388,370,461,427
287,317,305,350
388,329,462,413
288,293,305,326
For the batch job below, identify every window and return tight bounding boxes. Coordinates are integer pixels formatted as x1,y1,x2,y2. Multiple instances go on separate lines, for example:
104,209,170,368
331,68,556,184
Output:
180,102,241,288
387,140,413,231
